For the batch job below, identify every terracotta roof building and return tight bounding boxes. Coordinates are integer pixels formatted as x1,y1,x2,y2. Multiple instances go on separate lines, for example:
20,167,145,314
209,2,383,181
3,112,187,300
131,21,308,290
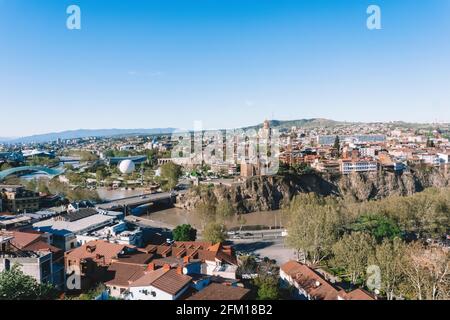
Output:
187,283,250,300
64,240,139,290
280,260,375,300
125,266,192,300
143,241,238,279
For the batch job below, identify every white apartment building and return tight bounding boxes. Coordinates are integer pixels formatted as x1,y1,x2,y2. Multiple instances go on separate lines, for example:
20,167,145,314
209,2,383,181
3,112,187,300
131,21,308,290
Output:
359,147,377,158
437,152,450,164
340,159,378,174
417,153,441,166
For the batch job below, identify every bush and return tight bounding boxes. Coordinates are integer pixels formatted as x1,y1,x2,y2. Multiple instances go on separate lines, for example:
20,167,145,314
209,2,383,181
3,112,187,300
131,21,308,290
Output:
173,224,197,241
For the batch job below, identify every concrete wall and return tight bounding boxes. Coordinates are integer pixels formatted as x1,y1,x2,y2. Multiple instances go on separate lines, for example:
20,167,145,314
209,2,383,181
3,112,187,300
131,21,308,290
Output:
0,252,53,284
127,284,189,300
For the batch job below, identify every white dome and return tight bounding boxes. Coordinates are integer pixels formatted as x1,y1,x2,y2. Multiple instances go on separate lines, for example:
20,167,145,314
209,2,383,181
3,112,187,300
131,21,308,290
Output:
118,160,135,174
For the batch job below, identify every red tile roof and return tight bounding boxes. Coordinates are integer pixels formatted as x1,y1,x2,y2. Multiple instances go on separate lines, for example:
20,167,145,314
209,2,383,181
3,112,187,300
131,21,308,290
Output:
129,268,192,296
105,262,146,287
10,231,42,248
143,241,237,266
281,261,375,301
65,240,131,266
187,283,250,300
151,269,192,295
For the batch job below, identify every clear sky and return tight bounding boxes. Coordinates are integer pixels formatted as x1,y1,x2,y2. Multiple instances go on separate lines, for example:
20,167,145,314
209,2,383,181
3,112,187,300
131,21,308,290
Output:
0,0,449,137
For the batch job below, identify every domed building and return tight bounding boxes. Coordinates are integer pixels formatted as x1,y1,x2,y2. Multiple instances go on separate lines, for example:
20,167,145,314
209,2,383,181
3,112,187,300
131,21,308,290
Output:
118,159,135,174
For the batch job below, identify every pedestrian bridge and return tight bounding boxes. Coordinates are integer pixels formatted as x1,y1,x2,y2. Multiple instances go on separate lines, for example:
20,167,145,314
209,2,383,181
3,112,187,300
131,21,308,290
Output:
0,166,64,181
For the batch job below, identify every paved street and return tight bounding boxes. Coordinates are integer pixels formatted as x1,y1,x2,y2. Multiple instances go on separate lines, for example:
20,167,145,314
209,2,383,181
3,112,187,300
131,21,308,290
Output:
229,237,298,266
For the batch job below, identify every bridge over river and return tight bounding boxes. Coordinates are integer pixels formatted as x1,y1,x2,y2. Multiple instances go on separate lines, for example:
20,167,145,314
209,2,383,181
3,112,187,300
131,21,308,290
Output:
97,191,184,211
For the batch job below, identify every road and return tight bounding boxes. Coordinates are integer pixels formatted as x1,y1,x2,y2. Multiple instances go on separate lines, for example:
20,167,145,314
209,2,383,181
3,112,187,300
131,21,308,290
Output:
127,212,295,266
227,229,296,266
227,229,285,241
229,237,298,266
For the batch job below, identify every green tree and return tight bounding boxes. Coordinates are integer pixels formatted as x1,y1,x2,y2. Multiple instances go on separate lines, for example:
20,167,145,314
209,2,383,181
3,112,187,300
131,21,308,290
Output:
0,162,12,170
371,238,407,300
160,162,182,191
284,193,343,264
0,265,58,300
216,199,234,223
195,201,217,229
203,222,227,243
64,163,74,170
331,232,375,284
349,214,402,243
333,135,341,156
253,258,280,300
236,214,247,232
237,255,258,276
78,151,99,162
400,242,450,300
96,168,108,182
172,224,197,241
253,276,280,300
36,178,50,194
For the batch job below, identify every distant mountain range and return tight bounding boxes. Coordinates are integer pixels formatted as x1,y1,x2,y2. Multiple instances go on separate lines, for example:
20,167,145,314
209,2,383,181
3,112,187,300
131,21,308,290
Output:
1,118,448,144
0,137,16,142
0,128,176,144
245,118,350,130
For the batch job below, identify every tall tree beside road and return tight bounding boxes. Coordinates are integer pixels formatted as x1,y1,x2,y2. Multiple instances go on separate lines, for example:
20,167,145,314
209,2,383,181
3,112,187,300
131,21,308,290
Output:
216,199,235,223
401,242,449,300
159,162,182,191
284,193,343,264
371,238,407,300
331,232,375,284
203,222,227,243
195,201,217,229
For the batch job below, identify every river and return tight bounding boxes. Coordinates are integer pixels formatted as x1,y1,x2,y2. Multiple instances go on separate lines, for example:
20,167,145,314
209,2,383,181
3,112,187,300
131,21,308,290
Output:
97,187,148,201
139,207,285,230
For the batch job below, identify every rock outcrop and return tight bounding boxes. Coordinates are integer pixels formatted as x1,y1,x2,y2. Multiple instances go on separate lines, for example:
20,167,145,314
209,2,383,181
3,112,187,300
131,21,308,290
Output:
178,168,450,213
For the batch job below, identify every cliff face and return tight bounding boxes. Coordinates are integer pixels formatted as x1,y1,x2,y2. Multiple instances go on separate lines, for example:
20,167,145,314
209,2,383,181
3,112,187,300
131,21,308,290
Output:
178,169,450,213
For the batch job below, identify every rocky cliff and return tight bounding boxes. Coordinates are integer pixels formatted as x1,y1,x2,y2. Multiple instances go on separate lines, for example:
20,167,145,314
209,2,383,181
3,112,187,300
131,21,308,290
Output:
178,168,450,213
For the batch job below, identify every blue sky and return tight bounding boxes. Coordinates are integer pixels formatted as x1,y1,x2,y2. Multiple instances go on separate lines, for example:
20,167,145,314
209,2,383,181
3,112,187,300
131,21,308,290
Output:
0,0,449,136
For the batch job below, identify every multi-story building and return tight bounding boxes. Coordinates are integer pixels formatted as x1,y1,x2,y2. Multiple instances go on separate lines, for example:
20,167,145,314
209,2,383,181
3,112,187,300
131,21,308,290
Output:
312,160,341,174
339,159,378,174
417,153,441,166
438,152,450,164
0,231,62,285
65,240,138,290
33,208,116,251
0,185,40,213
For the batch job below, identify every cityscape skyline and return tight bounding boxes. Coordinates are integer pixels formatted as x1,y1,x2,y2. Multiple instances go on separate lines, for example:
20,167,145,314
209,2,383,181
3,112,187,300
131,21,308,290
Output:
1,117,450,142
1,0,450,137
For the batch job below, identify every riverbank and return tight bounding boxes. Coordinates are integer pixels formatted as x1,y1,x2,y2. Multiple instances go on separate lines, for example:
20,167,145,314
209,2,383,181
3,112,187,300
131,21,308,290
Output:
139,207,285,230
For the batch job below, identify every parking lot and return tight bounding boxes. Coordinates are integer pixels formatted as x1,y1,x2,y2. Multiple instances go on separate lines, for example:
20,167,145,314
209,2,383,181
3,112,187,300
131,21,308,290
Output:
229,237,298,266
